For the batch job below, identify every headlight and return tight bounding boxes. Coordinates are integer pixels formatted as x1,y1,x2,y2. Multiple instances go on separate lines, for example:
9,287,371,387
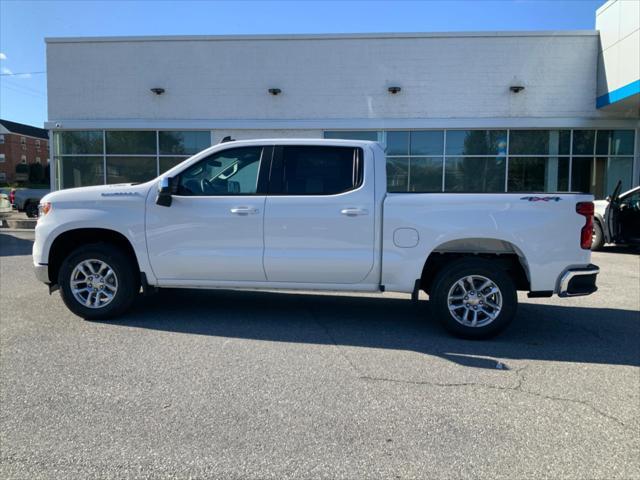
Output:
38,202,52,217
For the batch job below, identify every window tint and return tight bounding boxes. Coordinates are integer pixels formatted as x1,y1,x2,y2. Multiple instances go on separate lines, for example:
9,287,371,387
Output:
177,147,262,196
276,146,361,195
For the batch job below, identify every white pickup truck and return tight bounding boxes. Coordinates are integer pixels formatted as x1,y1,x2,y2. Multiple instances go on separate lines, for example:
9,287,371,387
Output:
33,139,599,338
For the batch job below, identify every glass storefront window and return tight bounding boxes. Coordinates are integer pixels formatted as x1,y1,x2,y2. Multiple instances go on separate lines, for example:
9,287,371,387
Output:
508,157,569,192
444,157,506,192
55,131,103,155
509,130,570,155
159,156,190,173
106,156,157,184
572,130,596,155
409,157,443,192
159,131,211,155
596,130,635,156
106,131,156,155
571,157,593,194
445,130,507,156
323,131,380,141
410,131,444,156
386,157,409,192
57,156,104,189
603,157,634,195
386,131,409,155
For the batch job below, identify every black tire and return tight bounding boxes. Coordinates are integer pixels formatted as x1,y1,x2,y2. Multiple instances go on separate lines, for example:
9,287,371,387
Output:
24,201,38,218
58,243,140,320
430,258,517,339
591,221,605,251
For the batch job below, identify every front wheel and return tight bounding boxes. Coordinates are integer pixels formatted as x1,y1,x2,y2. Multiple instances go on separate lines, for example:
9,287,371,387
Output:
430,258,518,339
58,243,139,320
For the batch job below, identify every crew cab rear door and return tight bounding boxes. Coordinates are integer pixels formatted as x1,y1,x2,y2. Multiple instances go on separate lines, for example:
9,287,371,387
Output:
263,145,375,284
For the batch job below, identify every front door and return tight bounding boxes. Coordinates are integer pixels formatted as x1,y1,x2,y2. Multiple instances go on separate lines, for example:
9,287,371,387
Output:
146,146,269,282
263,145,375,284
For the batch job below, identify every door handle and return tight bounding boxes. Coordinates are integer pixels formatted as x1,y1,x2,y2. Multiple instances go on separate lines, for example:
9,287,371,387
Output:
340,208,369,217
230,206,259,215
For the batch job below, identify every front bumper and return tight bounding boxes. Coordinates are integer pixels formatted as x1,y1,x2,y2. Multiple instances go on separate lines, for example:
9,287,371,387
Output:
34,263,49,284
558,264,599,297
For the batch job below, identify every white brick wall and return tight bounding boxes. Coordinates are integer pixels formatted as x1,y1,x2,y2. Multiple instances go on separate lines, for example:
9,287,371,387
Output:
47,32,612,124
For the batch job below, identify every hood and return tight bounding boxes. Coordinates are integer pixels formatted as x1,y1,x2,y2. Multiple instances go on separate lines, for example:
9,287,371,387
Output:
42,181,154,204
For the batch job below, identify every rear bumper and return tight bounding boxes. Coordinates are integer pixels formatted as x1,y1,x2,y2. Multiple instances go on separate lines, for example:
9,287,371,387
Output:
558,264,599,297
34,263,49,284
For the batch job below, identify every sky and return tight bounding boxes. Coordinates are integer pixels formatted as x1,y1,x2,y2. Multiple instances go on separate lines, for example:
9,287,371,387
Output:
0,0,604,128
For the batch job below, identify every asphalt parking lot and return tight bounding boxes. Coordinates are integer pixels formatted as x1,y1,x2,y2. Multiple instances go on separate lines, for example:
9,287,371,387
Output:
1,230,638,479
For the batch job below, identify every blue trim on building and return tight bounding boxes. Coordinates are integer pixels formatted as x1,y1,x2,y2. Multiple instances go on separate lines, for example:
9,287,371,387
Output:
596,79,640,108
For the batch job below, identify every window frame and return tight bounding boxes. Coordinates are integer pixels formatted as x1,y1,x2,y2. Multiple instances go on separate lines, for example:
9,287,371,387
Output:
267,145,364,196
172,145,272,197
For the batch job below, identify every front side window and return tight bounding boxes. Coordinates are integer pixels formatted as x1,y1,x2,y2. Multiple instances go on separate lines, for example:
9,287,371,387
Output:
273,146,361,195
177,147,262,196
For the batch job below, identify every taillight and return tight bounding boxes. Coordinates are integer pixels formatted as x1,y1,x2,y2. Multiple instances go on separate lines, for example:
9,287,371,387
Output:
576,201,594,250
9,190,15,204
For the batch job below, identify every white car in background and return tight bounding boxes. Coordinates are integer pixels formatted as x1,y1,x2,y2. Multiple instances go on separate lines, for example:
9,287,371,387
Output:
592,182,640,250
33,139,599,338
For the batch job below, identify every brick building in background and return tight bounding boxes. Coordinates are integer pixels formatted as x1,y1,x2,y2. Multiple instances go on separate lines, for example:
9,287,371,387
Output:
0,119,49,184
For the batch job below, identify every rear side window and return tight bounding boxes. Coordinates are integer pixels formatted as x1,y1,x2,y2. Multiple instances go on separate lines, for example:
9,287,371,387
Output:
271,146,362,195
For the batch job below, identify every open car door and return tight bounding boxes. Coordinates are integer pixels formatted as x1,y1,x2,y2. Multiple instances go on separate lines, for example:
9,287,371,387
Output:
604,180,623,243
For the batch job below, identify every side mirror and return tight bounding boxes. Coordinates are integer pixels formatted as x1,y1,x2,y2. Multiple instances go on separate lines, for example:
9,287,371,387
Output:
605,196,611,202
156,177,175,207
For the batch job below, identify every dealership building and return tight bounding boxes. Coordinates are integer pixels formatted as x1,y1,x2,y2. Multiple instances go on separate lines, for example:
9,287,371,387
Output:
45,0,639,197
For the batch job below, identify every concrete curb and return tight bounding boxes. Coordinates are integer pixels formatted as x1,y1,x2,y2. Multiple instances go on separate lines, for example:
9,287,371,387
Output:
3,219,37,229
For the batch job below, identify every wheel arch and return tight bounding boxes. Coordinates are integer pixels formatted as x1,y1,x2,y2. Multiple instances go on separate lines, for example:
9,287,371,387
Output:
47,228,141,286
419,237,530,294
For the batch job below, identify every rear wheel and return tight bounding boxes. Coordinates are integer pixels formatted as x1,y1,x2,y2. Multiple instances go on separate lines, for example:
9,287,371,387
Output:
58,243,139,320
430,258,517,339
591,221,605,251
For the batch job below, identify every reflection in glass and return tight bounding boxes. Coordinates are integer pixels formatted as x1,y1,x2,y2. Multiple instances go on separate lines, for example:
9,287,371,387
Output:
57,156,104,189
386,131,409,155
572,131,595,155
509,130,570,155
106,156,157,184
445,130,507,156
106,131,156,155
55,131,103,155
410,131,444,156
595,130,635,156
508,157,569,192
159,131,211,155
160,156,189,173
571,157,593,194
409,157,443,192
324,131,380,141
603,157,634,196
445,156,505,192
386,157,409,192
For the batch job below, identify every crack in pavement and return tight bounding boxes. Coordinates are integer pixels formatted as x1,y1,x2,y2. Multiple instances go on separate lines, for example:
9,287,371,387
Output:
361,366,634,434
310,310,633,434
